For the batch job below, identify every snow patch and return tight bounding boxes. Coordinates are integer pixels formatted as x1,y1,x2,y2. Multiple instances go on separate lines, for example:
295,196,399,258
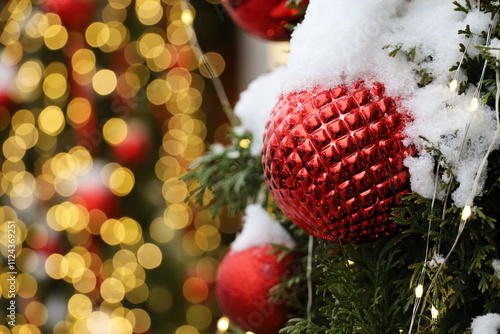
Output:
234,66,287,156
230,204,296,252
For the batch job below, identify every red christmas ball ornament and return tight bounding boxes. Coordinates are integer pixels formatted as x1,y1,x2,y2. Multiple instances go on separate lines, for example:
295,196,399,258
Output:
110,121,152,169
217,245,294,334
262,81,412,244
221,0,306,41
216,204,296,334
41,0,96,31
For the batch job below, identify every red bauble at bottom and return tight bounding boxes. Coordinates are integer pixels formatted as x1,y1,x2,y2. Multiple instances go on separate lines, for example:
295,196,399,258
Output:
262,81,412,244
216,245,293,334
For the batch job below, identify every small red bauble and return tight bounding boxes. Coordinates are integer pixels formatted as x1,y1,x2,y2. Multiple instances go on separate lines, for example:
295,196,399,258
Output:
110,121,152,169
222,0,306,41
262,82,412,244
41,0,96,31
216,245,293,334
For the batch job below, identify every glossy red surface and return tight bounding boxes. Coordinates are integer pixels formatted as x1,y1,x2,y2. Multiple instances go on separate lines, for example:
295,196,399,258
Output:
221,0,306,41
262,82,412,244
216,245,293,334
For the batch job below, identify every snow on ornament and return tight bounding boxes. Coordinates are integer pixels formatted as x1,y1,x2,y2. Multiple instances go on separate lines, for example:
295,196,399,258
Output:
261,0,499,242
470,313,500,334
234,66,287,156
262,81,412,243
221,0,306,41
216,204,296,334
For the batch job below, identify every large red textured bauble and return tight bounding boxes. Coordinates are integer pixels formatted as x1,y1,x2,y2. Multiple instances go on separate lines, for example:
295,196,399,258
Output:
221,0,306,41
110,121,152,169
216,245,293,334
262,82,412,244
41,0,96,31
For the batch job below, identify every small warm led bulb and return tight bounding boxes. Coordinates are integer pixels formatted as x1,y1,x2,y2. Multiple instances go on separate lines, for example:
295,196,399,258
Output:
181,10,194,24
217,317,229,332
415,284,423,298
461,205,472,221
450,79,458,92
431,305,439,320
470,97,479,111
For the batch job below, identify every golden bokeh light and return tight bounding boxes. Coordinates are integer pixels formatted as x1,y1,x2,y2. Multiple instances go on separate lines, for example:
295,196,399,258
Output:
101,277,126,303
93,69,117,95
17,273,37,299
136,0,163,26
68,294,92,319
108,167,134,196
183,277,208,303
16,60,41,86
87,311,110,334
72,48,96,75
109,0,132,9
103,118,128,145
43,25,68,50
147,78,171,105
25,302,48,327
67,97,92,128
137,243,162,269
186,304,212,330
175,325,199,334
163,203,192,230
43,73,67,100
86,22,110,48
149,217,174,244
198,52,225,78
38,106,65,136
130,308,151,333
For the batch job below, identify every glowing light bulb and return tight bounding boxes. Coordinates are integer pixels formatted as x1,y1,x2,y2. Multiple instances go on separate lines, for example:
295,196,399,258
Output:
461,205,472,221
415,284,423,298
217,317,229,332
347,260,355,266
431,305,439,320
450,79,458,92
470,97,479,112
181,10,194,24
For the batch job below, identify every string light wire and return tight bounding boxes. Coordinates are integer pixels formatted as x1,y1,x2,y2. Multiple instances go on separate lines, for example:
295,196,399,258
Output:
180,0,239,126
415,40,500,331
306,235,314,322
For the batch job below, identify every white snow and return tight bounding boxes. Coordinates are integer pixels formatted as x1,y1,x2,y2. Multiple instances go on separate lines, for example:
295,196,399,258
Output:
279,0,499,207
230,204,296,252
470,313,500,334
234,66,287,156
492,259,500,278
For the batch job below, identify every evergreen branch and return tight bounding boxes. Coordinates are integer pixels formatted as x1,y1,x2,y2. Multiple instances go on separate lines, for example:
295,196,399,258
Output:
181,132,265,217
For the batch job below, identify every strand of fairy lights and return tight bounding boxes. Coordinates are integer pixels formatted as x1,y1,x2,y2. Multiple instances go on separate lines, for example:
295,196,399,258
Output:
407,164,440,333
408,25,499,334
408,11,497,333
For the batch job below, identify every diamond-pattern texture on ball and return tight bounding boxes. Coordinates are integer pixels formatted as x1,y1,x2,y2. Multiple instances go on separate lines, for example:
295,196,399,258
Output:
262,82,411,244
